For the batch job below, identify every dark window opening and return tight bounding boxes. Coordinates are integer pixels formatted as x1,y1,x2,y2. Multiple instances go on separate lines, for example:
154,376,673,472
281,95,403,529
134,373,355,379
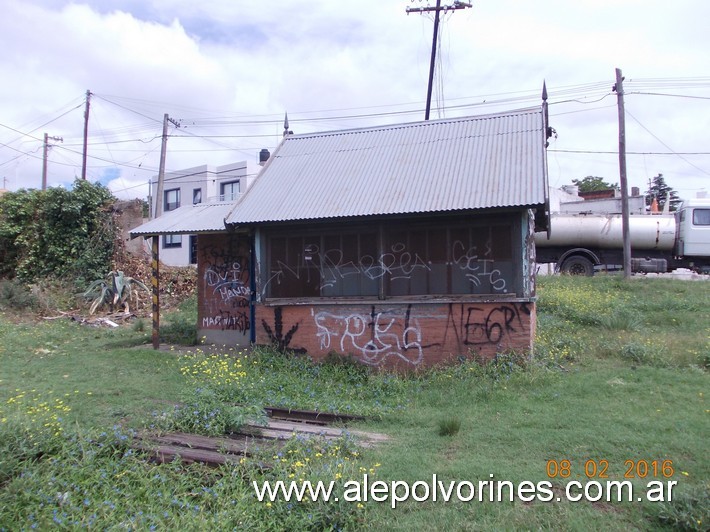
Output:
163,234,182,248
193,188,202,205
189,235,197,264
263,217,520,299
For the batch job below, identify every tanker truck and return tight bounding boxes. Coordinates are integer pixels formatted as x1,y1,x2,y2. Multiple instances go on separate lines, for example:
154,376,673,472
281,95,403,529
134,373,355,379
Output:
534,198,710,275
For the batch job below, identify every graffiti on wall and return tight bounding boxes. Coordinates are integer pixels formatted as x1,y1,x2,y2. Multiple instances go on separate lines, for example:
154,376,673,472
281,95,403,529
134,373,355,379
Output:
262,241,431,295
200,241,251,334
204,256,250,304
306,302,531,366
313,305,425,366
263,237,509,295
202,309,250,333
451,240,507,292
261,306,305,353
460,304,529,345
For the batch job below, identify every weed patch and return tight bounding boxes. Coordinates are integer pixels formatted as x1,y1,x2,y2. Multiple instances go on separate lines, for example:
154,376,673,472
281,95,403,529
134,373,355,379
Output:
437,416,461,437
175,346,411,418
649,483,710,531
0,279,37,311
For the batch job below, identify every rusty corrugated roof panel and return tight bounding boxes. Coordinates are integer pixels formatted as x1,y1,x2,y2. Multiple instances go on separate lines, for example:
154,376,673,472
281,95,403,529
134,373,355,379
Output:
129,202,234,237
226,107,548,225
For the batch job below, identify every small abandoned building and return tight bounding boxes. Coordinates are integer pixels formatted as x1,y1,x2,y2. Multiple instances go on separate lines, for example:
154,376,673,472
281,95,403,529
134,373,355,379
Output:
132,106,550,369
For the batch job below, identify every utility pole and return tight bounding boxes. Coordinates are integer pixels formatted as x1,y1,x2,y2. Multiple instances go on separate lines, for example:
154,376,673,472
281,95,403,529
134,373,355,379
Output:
151,113,178,350
613,68,631,279
81,90,91,180
407,0,472,120
42,133,63,190
153,113,180,218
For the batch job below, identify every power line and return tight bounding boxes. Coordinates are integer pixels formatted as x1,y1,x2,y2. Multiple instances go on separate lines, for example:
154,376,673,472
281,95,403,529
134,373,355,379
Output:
625,108,710,177
550,149,710,155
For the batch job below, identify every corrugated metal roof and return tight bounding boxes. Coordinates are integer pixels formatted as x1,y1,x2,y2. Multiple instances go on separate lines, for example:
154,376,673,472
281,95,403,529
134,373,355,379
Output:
226,107,548,225
129,202,235,237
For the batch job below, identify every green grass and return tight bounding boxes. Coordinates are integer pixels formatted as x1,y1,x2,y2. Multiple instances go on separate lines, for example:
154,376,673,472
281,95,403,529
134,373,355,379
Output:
0,275,708,530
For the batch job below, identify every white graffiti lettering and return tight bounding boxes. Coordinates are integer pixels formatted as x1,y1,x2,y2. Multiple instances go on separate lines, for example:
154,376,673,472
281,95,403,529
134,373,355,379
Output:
205,261,251,303
313,307,423,366
452,240,507,292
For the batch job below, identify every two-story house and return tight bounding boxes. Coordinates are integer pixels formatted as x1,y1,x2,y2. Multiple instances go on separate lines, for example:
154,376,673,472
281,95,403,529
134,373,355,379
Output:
148,161,250,266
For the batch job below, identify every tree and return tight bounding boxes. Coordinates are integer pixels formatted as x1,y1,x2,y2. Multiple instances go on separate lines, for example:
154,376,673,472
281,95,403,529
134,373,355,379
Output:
571,176,619,193
645,173,681,212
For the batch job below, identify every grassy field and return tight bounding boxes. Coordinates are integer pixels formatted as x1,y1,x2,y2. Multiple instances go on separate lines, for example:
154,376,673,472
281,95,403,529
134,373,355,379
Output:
0,276,707,530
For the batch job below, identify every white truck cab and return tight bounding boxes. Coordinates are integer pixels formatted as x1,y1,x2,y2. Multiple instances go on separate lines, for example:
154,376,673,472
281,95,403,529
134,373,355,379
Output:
676,198,710,258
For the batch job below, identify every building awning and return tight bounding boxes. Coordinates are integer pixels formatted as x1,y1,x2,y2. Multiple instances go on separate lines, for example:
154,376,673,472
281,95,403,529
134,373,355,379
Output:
129,201,236,238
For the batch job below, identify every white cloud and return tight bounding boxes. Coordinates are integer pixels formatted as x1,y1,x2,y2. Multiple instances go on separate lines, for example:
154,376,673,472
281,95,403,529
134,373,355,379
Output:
0,0,708,198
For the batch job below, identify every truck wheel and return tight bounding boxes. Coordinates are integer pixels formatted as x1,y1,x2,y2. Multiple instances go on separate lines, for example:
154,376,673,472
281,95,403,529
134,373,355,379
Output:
560,256,594,276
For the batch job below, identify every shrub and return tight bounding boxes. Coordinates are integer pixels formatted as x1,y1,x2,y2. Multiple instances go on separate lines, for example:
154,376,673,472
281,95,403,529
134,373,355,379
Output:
0,279,37,310
0,180,117,282
83,270,150,314
155,388,267,436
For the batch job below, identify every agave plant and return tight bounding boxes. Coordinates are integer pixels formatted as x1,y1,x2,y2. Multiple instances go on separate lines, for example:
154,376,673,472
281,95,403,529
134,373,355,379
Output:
83,270,150,315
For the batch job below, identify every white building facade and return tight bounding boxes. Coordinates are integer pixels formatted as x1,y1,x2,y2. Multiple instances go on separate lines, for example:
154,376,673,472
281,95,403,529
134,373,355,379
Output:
149,161,250,266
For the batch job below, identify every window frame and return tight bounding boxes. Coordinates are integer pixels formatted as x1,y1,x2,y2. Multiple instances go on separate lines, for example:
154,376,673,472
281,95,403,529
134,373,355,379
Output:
692,208,710,226
220,180,240,202
163,234,182,248
164,188,180,212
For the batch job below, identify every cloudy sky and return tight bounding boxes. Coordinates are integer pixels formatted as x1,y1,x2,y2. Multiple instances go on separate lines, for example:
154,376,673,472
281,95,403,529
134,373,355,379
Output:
1,0,708,201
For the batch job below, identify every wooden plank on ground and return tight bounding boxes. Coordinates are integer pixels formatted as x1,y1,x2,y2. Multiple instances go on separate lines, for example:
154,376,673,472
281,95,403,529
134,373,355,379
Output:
143,432,252,455
133,441,234,465
243,420,390,447
261,419,349,438
264,406,366,425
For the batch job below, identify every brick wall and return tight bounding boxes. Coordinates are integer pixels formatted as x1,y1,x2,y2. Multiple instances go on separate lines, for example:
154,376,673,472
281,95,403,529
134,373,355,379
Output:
255,301,535,370
197,234,252,344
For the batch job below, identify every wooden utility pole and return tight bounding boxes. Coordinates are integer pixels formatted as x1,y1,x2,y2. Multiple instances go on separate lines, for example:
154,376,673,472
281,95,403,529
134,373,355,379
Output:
81,90,91,180
42,133,63,190
154,114,169,218
151,113,179,349
42,133,48,190
407,0,472,120
151,236,160,349
613,68,632,278
153,114,180,218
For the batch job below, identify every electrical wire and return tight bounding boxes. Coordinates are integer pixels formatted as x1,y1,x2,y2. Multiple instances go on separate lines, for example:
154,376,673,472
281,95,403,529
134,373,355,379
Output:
3,76,709,191
625,108,710,178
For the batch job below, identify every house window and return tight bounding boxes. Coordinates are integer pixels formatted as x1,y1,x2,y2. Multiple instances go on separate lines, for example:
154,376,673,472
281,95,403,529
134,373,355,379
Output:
221,181,240,201
164,188,180,212
163,234,182,248
193,188,202,205
189,236,197,264
263,217,520,299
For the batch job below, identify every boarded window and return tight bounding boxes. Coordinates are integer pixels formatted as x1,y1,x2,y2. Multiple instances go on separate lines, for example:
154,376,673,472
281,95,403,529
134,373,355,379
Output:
263,216,520,299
